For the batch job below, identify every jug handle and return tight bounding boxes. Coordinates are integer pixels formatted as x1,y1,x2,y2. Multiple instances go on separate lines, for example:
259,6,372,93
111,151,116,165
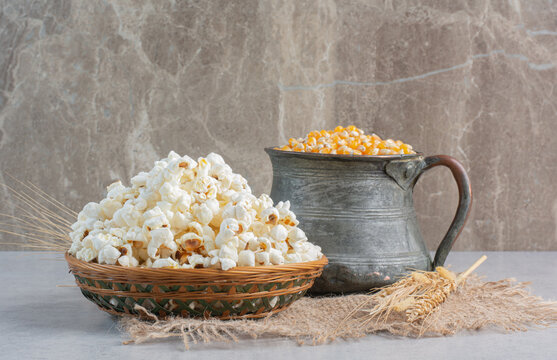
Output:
420,155,472,267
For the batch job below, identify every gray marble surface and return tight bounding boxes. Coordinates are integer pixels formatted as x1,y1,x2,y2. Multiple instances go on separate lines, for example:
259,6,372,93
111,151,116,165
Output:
1,251,556,359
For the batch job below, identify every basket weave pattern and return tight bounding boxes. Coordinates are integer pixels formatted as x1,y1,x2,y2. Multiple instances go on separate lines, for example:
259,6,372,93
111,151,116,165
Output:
66,253,327,319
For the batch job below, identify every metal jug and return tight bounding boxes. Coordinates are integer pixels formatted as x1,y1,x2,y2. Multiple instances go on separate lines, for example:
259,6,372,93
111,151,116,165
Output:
265,148,472,294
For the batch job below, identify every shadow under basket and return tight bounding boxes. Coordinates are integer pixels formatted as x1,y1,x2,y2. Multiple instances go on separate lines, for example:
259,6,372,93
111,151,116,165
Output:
65,253,327,319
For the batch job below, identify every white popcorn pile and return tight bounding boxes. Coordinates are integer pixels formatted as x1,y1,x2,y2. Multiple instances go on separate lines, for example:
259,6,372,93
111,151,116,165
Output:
68,151,322,270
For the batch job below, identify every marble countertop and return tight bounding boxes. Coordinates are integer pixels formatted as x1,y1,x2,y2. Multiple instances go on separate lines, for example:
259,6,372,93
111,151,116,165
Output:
1,251,556,360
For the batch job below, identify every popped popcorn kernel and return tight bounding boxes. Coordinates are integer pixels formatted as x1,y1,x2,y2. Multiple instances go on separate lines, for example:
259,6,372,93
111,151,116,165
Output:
68,152,322,270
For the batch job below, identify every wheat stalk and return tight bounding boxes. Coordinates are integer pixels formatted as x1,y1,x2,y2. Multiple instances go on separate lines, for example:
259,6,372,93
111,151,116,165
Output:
327,255,488,340
372,256,487,324
0,179,75,252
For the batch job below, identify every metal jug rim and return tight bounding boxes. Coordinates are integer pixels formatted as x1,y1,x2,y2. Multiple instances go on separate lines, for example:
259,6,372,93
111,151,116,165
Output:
265,147,423,162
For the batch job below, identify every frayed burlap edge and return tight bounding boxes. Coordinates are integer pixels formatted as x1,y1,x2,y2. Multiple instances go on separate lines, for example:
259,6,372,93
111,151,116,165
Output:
119,275,557,350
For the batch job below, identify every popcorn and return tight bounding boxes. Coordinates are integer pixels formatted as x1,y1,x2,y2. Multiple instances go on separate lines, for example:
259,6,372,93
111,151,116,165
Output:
118,254,139,267
218,243,239,262
285,253,302,263
270,225,288,242
255,251,271,266
99,198,122,219
112,203,141,228
68,152,323,269
152,258,179,269
261,207,279,225
124,227,145,246
117,244,139,267
187,254,210,268
170,211,193,229
148,228,177,259
76,247,96,262
78,202,103,222
98,245,121,265
193,203,213,225
220,258,237,271
238,250,255,267
269,248,285,265
131,172,149,188
288,228,308,243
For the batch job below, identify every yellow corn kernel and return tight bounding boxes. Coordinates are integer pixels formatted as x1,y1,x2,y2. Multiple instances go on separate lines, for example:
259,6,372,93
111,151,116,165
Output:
338,146,352,154
308,130,320,138
385,139,396,148
277,127,416,155
349,139,360,148
401,144,413,154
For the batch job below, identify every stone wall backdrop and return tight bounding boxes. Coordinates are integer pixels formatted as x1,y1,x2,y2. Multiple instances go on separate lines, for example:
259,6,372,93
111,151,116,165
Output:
1,0,556,251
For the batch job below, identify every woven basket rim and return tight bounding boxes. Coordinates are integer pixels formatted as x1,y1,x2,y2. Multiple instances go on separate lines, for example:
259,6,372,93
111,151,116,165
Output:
65,252,328,276
66,252,327,318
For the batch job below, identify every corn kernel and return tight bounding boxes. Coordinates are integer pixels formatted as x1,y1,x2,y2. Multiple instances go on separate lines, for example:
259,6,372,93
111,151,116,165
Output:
349,139,360,148
309,131,320,138
339,130,349,139
338,146,352,154
276,127,416,156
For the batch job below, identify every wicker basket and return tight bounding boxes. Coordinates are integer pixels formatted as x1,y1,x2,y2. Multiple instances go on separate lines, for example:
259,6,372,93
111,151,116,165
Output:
65,253,327,319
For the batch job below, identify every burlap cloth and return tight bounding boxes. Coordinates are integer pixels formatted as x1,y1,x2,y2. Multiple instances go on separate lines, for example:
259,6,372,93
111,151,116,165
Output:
119,275,557,349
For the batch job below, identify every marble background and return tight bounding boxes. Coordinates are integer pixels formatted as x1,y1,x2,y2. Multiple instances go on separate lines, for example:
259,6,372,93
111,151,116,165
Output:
1,0,556,251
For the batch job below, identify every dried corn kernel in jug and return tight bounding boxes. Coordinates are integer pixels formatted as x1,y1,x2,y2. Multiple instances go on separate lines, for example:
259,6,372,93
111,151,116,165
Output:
275,126,416,155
